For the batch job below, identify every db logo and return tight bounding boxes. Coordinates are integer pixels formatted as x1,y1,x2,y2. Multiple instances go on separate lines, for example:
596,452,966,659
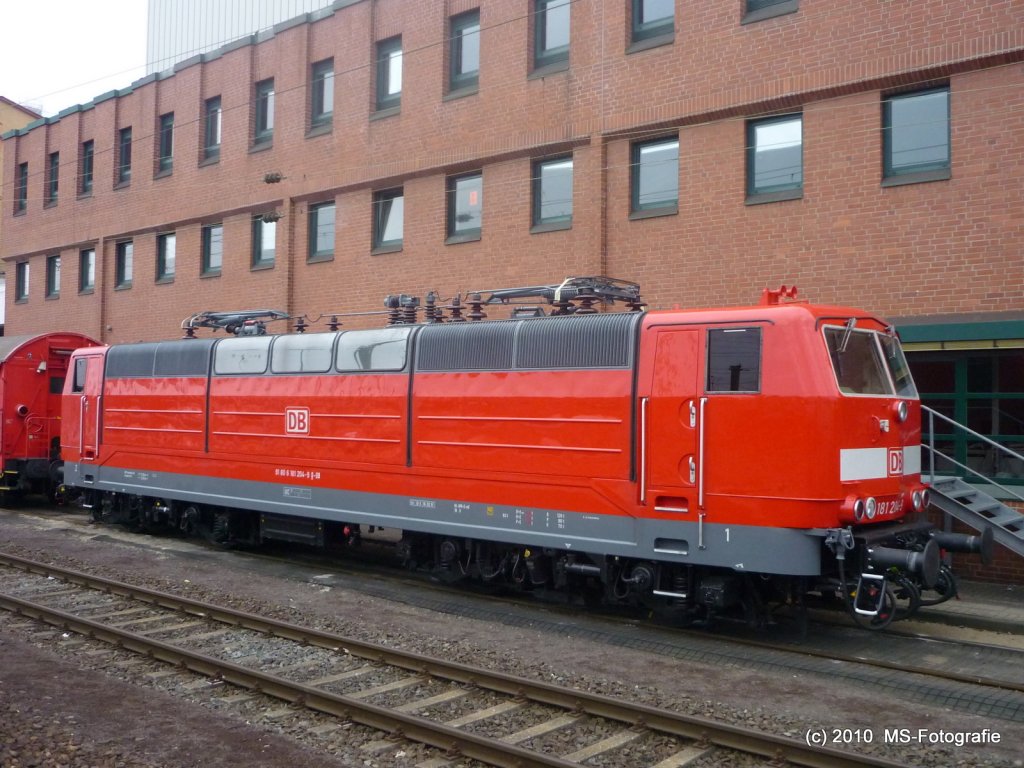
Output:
888,448,903,477
285,407,309,435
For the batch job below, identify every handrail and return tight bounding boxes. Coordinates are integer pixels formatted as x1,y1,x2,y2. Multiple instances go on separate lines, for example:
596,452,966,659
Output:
922,405,1024,464
922,446,1024,504
921,405,1024,504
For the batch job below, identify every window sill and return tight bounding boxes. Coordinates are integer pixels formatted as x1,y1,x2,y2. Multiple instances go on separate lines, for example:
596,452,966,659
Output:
154,168,173,180
199,155,220,168
115,283,133,291
307,254,335,264
444,84,479,102
77,191,93,200
251,261,276,272
742,0,798,25
745,188,802,205
882,168,951,187
78,288,95,296
371,105,401,121
629,205,678,221
156,276,175,285
307,122,332,138
114,180,131,190
15,298,27,304
45,294,60,301
445,232,481,245
529,59,569,79
627,31,675,55
530,220,572,234
249,140,273,154
14,209,26,217
44,200,57,209
371,243,403,256
200,270,222,279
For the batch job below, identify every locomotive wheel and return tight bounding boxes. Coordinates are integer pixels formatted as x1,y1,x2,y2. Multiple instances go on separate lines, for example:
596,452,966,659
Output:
890,574,922,620
917,564,958,607
180,505,200,536
210,512,232,546
851,584,897,631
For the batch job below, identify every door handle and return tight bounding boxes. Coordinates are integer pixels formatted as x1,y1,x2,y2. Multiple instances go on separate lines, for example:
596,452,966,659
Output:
79,396,86,454
639,397,649,504
698,397,707,509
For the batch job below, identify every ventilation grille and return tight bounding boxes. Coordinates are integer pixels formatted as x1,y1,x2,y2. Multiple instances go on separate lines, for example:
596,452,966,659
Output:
516,313,637,369
417,313,639,372
417,322,516,371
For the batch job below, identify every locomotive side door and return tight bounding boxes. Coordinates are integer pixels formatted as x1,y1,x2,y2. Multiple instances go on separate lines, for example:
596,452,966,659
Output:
641,328,701,511
72,352,105,461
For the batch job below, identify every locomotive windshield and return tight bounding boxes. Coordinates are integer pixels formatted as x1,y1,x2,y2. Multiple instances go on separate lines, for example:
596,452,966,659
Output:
878,333,917,396
825,326,918,397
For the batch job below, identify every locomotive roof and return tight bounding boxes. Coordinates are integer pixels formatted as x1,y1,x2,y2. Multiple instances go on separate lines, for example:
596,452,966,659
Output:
0,332,95,364
643,301,888,326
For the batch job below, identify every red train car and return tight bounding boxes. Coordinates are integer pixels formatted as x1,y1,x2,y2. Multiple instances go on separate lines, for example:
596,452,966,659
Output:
60,287,989,629
0,332,99,498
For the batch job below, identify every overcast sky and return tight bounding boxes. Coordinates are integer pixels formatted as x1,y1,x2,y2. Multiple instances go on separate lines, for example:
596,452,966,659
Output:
0,1,148,118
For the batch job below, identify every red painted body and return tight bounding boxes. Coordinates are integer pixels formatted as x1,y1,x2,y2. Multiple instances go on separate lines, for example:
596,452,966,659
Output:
62,302,923,536
0,332,99,492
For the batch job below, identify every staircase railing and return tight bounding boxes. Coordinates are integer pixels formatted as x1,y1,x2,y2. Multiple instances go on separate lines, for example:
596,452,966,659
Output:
922,404,1024,505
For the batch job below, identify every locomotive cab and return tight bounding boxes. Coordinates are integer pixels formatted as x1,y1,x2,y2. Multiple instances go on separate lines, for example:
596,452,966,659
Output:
634,299,988,629
0,333,99,499
824,317,926,526
816,317,987,627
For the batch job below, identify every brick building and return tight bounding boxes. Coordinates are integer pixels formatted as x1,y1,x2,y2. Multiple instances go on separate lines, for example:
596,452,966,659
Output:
1,2,1022,573
0,96,43,326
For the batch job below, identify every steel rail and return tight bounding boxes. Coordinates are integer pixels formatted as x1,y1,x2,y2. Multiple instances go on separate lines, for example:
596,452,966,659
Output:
797,611,1024,692
0,590,578,768
0,551,904,768
237,546,1024,695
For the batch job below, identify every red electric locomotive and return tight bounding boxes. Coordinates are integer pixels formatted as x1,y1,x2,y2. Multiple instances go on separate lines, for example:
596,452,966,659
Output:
61,280,990,629
0,332,99,500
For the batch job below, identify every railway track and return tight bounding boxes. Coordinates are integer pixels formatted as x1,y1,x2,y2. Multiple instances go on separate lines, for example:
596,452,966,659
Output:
248,543,1024,702
255,546,1024,728
0,551,905,768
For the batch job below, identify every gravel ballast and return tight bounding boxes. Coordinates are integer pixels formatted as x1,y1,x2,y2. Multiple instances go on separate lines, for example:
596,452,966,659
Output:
1,508,1022,767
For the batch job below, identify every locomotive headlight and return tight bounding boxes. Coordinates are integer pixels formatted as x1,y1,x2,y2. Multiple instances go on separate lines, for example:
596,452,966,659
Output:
894,400,909,423
865,497,877,520
853,499,866,521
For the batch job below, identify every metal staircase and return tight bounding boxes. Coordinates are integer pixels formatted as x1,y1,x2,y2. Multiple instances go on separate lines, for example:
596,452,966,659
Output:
922,406,1024,559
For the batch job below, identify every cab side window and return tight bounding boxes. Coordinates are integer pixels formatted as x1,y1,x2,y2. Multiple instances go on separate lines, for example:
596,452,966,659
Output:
706,327,761,393
72,358,88,393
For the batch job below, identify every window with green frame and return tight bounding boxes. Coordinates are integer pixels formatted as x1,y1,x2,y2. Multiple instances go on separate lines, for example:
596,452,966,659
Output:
882,86,950,184
630,136,678,214
912,350,1024,484
449,10,480,92
376,37,402,112
308,201,335,261
743,0,798,24
631,0,674,44
746,114,802,201
534,0,570,70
